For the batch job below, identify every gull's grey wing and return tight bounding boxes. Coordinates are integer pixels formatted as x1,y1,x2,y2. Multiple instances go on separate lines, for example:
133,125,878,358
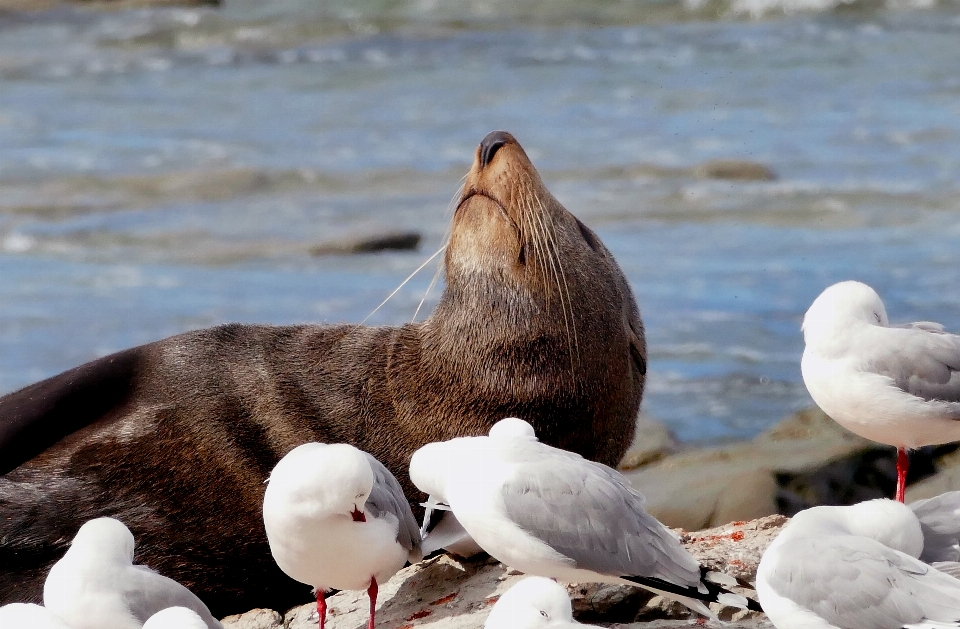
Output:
767,536,960,629
125,566,222,629
900,321,947,333
911,491,960,563
867,326,960,406
364,453,421,555
498,444,701,588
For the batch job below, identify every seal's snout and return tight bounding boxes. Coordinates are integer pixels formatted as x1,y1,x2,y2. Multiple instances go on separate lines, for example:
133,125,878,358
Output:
479,130,513,168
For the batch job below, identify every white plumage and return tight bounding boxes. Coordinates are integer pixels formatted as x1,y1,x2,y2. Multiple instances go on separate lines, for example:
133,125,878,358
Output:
0,603,72,629
410,418,752,619
801,280,960,500
757,498,960,629
262,442,421,629
484,577,587,629
42,517,221,629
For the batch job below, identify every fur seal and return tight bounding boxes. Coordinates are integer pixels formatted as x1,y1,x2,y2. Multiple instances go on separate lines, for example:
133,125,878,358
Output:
0,131,646,615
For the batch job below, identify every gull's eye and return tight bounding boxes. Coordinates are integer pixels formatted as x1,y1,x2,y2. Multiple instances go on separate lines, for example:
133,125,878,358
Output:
540,611,549,618
356,493,364,499
874,312,881,323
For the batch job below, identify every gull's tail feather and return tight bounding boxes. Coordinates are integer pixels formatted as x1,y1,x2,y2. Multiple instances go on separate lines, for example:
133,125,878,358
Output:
622,570,763,618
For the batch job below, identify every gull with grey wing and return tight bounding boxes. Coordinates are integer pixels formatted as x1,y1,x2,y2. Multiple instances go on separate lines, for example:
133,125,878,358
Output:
410,417,758,618
43,518,222,629
801,280,960,501
757,498,960,629
262,443,421,629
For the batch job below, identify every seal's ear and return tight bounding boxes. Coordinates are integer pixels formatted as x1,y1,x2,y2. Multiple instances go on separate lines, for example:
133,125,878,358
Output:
628,321,646,376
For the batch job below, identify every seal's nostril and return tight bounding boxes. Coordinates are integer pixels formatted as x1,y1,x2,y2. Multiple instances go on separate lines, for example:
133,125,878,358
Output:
479,131,510,168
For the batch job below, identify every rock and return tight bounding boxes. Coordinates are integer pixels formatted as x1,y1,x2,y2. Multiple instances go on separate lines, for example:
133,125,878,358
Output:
221,609,282,629
903,445,960,502
270,515,786,629
622,407,939,530
618,415,680,471
310,231,422,256
691,159,776,181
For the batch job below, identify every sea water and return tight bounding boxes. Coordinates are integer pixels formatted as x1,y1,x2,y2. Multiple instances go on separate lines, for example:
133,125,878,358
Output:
1,0,959,442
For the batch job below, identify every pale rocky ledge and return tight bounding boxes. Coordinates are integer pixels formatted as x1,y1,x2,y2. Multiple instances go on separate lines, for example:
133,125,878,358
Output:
221,404,960,629
222,516,784,629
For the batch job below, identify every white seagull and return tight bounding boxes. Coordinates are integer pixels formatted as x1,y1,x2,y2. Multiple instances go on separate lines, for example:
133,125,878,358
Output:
0,603,72,629
262,442,421,629
801,280,960,501
756,498,960,629
484,577,589,629
409,417,758,618
43,517,222,629
142,607,209,629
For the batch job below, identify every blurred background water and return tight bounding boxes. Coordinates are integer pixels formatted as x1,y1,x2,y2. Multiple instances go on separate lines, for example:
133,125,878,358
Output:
1,0,960,443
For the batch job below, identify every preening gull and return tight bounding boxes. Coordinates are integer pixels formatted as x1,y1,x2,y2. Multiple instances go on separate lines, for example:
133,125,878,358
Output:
43,517,222,629
143,607,209,629
262,442,421,629
418,418,535,559
409,417,759,618
801,280,960,501
484,577,588,629
756,498,960,629
0,603,72,629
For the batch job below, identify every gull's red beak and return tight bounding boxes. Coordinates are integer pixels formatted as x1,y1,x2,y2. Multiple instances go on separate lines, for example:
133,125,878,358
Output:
351,507,366,522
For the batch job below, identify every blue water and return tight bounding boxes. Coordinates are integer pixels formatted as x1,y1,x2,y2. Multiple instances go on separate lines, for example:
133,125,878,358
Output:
2,0,960,443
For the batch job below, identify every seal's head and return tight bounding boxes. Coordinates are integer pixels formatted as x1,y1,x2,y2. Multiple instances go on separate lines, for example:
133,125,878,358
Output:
422,131,646,460
447,131,615,299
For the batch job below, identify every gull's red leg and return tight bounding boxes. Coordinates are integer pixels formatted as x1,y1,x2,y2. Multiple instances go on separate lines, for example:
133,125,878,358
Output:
316,590,327,629
367,577,379,629
896,448,909,503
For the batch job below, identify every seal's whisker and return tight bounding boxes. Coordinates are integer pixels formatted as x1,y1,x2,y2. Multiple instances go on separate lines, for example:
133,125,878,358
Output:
521,182,550,296
362,245,448,325
537,195,581,369
410,181,463,323
412,261,443,323
529,192,576,370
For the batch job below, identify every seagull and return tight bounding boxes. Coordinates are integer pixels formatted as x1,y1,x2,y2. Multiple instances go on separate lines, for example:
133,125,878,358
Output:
484,577,590,629
756,498,960,629
910,490,960,576
262,443,422,629
409,417,759,618
0,603,72,629
801,280,960,501
142,607,209,629
43,517,222,629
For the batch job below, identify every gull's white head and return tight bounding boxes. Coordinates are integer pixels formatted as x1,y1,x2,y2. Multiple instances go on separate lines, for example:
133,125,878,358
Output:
142,607,208,629
839,498,924,557
802,281,888,344
264,443,374,521
409,440,455,500
489,417,538,440
0,603,73,629
783,499,923,558
66,517,136,566
484,577,579,629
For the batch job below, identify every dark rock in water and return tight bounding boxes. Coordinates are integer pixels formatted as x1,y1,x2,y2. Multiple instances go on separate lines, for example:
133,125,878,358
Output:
692,159,776,181
309,231,422,256
624,407,944,530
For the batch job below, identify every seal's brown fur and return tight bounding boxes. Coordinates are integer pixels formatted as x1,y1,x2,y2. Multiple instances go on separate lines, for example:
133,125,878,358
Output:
0,132,646,615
